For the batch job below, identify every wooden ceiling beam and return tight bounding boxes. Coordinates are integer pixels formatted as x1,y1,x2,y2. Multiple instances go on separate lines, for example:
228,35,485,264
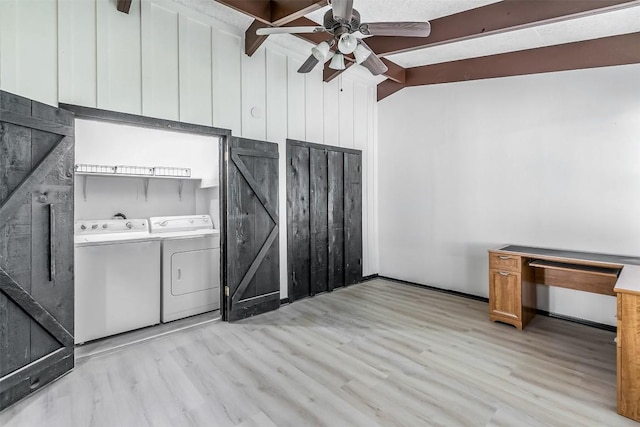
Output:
116,0,132,14
403,32,640,87
380,59,406,84
377,80,406,102
215,1,327,26
364,0,640,56
246,20,270,56
271,0,327,27
216,0,272,24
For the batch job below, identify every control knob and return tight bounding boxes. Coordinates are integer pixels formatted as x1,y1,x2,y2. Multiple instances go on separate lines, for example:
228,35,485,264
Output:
102,224,108,229
126,222,133,229
91,224,99,229
80,224,87,230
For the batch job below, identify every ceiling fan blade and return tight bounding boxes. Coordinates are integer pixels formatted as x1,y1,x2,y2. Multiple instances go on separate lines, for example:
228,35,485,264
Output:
332,0,354,22
360,22,431,37
256,26,326,36
359,41,388,76
298,54,320,74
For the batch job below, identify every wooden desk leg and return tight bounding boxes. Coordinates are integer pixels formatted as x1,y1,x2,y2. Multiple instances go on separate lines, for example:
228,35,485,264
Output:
618,293,640,422
521,264,537,329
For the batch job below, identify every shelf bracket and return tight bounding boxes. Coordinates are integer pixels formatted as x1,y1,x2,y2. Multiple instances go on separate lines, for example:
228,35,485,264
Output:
178,179,184,201
144,178,150,201
82,175,88,201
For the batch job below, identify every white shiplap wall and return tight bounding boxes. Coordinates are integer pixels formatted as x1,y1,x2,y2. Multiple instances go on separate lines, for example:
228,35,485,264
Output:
0,0,380,297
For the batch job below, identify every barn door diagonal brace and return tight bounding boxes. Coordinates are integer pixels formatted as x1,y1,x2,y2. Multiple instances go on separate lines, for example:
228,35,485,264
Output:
231,148,279,224
0,267,73,347
231,226,279,303
0,136,72,226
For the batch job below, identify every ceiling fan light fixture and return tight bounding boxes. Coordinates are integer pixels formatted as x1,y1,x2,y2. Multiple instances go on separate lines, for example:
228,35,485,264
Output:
338,33,357,55
353,43,371,64
329,52,346,70
311,41,332,61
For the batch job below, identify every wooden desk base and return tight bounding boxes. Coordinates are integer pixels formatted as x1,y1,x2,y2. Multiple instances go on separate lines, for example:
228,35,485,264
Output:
488,246,640,423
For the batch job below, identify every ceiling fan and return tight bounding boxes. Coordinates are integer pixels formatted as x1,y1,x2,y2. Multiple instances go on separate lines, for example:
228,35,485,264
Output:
255,0,431,76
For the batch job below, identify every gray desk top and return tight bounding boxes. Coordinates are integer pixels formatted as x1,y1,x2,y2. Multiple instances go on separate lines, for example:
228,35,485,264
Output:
499,245,640,267
494,245,640,295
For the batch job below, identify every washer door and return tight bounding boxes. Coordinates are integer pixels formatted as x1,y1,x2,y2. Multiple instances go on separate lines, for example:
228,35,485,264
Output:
171,248,219,295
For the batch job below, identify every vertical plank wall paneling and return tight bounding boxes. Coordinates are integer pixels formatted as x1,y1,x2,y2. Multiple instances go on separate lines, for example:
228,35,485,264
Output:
338,78,355,148
178,15,213,126
0,0,17,91
367,86,380,275
58,0,97,108
141,2,180,120
0,0,57,106
96,0,142,114
323,78,340,147
241,48,267,140
287,57,306,141
305,68,324,144
0,0,379,297
212,29,242,136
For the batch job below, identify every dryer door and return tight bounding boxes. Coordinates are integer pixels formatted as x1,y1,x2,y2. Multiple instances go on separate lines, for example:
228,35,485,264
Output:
171,249,218,295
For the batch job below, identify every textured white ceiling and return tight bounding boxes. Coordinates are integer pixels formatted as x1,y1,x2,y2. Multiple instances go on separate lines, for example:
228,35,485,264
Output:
172,0,254,29
388,4,640,68
172,0,640,71
305,0,501,25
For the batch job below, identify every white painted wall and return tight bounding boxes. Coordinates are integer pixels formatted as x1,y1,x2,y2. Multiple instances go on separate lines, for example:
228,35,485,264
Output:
0,0,379,298
75,119,220,185
378,64,640,326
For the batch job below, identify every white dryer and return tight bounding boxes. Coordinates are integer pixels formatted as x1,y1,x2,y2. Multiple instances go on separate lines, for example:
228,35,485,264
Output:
149,215,221,322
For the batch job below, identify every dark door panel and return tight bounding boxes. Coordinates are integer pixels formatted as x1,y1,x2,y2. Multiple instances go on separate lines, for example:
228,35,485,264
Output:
225,137,280,321
0,90,75,411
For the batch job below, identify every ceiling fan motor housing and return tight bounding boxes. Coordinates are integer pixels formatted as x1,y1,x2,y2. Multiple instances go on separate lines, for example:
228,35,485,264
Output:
323,9,361,35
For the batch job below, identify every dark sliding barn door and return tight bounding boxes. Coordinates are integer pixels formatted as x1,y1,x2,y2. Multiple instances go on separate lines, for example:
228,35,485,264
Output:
0,91,75,410
287,144,311,301
286,140,362,302
344,152,363,286
224,137,280,321
327,151,345,291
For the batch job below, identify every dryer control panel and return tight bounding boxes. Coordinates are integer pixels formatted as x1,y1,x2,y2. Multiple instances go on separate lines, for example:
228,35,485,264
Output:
149,215,213,233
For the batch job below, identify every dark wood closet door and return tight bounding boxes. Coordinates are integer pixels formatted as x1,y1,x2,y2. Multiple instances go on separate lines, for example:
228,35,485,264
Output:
309,148,329,295
0,91,75,411
287,144,311,301
287,140,362,302
327,151,345,291
225,137,280,321
344,152,363,286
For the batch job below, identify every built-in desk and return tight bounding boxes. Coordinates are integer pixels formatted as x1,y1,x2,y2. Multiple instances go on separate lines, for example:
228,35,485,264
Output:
488,245,640,422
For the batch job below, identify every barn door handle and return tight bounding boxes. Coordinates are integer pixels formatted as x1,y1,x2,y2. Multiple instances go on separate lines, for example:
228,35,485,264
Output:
49,204,56,282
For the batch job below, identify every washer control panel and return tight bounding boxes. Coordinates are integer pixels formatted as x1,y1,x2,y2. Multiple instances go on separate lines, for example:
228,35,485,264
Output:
75,219,149,235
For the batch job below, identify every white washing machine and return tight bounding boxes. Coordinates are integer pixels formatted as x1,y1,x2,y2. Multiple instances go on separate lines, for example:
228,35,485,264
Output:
74,219,161,344
149,215,221,322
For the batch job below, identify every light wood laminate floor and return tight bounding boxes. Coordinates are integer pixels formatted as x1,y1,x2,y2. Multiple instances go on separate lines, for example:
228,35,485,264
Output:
1,279,635,427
